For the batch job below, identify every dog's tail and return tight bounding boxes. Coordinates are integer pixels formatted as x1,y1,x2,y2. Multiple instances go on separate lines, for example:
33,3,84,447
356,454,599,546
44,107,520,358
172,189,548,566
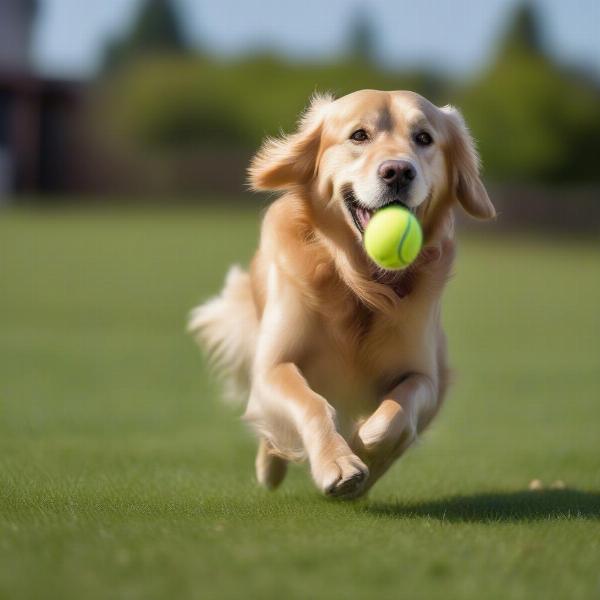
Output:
188,266,258,404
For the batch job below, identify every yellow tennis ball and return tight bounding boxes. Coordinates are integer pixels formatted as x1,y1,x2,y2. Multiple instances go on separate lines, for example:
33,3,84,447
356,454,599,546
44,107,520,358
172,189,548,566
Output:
363,205,423,270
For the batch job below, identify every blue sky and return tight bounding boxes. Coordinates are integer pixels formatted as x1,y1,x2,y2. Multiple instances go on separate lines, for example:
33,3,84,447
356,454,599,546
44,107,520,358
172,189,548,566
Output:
32,0,600,79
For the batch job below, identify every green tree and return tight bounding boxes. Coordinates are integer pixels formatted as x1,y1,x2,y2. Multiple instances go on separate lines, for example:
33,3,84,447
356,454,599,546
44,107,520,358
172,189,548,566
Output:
459,2,600,182
500,1,544,56
104,0,189,71
346,9,377,65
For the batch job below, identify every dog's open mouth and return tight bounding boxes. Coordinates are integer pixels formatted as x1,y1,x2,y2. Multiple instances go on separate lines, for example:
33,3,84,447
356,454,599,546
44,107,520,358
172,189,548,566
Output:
341,184,415,234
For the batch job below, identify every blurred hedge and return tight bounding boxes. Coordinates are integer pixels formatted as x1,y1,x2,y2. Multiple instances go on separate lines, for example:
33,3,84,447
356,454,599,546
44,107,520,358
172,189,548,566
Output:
97,54,441,151
95,53,600,185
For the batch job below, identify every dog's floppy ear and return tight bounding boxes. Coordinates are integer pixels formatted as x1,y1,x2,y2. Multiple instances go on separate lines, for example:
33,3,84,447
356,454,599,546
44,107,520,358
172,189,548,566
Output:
249,92,334,191
441,105,495,220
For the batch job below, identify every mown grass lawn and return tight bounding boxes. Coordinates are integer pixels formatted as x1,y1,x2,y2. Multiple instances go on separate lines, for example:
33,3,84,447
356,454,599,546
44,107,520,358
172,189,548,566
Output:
1,205,599,600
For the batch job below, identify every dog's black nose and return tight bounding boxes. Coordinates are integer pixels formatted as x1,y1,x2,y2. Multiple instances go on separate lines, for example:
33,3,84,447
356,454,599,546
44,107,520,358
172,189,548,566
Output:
378,160,416,187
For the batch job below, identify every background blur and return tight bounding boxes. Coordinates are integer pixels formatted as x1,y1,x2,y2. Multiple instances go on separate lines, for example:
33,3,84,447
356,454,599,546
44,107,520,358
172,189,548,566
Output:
1,2,599,599
0,0,599,230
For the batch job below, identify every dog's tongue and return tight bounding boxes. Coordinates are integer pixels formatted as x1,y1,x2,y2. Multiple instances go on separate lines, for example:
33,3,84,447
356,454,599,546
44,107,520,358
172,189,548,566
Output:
356,207,373,230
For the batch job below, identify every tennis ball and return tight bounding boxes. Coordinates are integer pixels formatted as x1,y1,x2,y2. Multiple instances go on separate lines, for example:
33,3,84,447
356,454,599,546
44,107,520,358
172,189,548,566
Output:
363,205,423,270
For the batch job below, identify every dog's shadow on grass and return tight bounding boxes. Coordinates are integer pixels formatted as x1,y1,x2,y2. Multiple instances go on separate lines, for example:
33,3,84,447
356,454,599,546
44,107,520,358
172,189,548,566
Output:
366,489,600,522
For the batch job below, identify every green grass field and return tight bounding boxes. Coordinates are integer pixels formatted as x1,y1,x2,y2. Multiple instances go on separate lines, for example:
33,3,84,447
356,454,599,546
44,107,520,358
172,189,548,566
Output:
1,206,599,600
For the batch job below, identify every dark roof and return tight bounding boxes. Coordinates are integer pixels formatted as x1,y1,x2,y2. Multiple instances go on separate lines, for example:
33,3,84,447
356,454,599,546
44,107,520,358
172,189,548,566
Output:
0,71,83,97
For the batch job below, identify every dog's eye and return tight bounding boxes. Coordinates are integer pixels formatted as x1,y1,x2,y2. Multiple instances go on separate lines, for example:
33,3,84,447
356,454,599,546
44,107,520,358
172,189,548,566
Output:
350,129,369,143
414,131,433,146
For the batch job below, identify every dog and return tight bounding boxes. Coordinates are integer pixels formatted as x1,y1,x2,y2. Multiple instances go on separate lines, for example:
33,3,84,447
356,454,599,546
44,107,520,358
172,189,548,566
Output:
189,90,495,499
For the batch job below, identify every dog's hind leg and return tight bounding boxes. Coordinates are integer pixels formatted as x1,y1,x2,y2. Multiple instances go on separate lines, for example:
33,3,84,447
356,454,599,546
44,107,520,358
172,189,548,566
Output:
255,438,288,490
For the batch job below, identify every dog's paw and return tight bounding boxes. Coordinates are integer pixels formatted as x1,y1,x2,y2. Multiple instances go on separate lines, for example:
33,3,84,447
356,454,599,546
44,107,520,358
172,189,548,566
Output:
315,454,369,500
255,439,288,490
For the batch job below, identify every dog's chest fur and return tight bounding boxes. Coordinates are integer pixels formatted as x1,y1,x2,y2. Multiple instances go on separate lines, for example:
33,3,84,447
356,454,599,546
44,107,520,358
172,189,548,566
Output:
299,284,442,425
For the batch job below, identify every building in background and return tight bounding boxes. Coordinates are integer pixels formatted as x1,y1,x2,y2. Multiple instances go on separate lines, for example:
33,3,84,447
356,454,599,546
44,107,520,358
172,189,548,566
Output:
0,0,82,197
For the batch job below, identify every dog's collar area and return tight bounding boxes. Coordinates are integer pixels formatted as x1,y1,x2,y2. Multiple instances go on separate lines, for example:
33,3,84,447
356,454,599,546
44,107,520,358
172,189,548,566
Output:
371,262,418,298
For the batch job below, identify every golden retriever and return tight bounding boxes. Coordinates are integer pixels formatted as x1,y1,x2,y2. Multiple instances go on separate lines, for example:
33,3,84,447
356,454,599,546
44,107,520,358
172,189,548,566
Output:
189,90,495,499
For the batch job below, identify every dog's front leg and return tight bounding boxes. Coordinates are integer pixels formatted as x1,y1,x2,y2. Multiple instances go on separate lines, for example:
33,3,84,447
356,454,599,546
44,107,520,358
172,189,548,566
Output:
249,363,369,498
246,257,369,498
357,374,438,490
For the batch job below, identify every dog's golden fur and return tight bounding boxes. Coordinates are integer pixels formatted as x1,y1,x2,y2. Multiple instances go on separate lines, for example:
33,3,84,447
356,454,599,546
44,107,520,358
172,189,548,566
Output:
190,90,494,498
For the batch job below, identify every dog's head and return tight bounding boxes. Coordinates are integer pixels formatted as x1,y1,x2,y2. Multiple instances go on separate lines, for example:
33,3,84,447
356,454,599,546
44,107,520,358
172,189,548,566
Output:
249,89,494,242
